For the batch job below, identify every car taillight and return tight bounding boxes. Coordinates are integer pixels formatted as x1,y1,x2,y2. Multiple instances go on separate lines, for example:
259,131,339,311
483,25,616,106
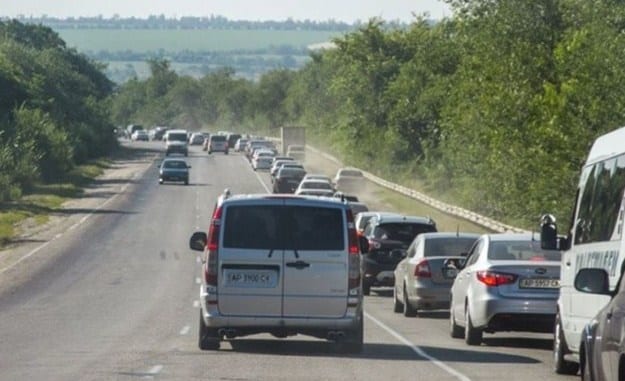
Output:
476,270,517,287
346,209,361,292
205,206,222,286
414,259,432,278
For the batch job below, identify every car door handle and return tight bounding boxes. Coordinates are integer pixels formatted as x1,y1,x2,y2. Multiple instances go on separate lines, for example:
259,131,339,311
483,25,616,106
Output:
286,260,310,270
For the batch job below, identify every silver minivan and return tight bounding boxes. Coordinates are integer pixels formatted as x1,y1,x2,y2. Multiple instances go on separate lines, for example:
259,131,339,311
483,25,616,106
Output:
189,195,364,352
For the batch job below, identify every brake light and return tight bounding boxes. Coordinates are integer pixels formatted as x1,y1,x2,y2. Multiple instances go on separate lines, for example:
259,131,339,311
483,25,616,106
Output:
414,259,432,278
205,206,222,286
346,209,361,291
476,271,517,287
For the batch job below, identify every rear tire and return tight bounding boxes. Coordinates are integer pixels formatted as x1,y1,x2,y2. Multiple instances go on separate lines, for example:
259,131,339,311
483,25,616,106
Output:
363,283,371,296
198,309,220,350
403,286,417,317
554,313,579,374
464,307,482,346
340,314,364,353
450,307,464,339
393,286,403,313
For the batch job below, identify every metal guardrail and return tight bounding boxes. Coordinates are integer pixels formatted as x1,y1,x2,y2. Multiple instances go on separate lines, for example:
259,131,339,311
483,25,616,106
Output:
267,136,527,232
304,145,529,234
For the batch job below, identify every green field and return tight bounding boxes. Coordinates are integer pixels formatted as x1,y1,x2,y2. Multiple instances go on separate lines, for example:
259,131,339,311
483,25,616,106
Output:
57,29,342,52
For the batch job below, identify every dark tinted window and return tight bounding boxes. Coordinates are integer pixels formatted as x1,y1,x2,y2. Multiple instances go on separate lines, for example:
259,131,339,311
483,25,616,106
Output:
423,237,477,257
285,206,344,251
223,205,280,249
211,135,227,142
373,223,436,244
222,205,344,251
168,132,187,142
575,154,625,244
162,160,187,169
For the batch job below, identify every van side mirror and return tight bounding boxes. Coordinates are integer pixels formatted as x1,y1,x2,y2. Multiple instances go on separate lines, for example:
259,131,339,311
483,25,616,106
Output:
189,232,207,251
574,268,611,295
358,236,369,254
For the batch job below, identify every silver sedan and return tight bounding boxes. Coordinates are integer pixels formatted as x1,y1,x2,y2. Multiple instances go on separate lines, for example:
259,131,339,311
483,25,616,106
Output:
449,233,561,345
393,232,479,317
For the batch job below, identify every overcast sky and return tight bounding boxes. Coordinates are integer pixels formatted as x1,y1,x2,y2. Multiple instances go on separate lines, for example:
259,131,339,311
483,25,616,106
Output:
3,0,452,23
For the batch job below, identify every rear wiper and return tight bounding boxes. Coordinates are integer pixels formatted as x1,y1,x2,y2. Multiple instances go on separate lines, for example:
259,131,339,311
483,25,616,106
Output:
267,249,274,258
293,248,300,259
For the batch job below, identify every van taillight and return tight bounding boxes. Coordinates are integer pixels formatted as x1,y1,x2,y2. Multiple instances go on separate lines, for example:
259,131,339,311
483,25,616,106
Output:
205,206,222,286
346,210,361,291
414,259,432,278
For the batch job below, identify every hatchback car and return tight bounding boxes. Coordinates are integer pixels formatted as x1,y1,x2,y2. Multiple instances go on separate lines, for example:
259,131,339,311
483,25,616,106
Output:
334,167,365,191
252,149,275,171
393,232,480,317
159,158,190,185
359,214,437,295
131,129,149,141
295,179,335,196
354,212,400,235
449,234,562,345
189,194,363,352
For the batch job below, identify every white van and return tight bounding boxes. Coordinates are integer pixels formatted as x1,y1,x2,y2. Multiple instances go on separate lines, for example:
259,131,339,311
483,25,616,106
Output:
540,126,625,374
189,195,364,352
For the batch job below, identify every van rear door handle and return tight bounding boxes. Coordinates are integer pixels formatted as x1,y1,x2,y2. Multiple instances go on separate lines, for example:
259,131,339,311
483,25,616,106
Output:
286,260,310,270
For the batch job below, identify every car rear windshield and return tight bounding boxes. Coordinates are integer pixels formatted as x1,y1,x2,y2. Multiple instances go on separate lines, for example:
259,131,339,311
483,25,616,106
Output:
162,160,187,169
488,241,561,261
374,223,436,244
303,182,332,190
222,205,344,251
279,168,306,177
168,132,187,142
211,135,226,142
423,237,477,257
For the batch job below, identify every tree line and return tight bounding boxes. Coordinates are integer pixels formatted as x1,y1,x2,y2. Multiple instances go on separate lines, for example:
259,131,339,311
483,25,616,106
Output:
112,0,625,228
0,20,115,201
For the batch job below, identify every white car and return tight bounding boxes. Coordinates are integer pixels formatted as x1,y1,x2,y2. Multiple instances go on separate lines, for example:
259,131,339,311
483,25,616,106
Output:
295,179,335,196
131,129,149,141
252,150,275,170
334,167,364,191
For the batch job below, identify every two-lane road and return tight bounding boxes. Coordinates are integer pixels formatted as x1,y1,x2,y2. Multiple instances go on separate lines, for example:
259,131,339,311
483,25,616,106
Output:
0,143,575,380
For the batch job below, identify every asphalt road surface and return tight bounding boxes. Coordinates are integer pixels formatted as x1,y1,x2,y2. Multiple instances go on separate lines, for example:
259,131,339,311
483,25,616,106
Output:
0,142,578,381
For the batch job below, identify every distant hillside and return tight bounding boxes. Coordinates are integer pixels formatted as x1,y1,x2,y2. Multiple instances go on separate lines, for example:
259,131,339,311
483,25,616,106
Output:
6,15,353,82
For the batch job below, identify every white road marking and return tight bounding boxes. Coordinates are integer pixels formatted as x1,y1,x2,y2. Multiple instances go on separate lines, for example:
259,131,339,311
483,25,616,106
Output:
196,256,202,263
193,300,200,308
141,364,163,379
0,153,159,275
246,156,272,193
365,312,472,381
195,277,201,284
179,325,191,335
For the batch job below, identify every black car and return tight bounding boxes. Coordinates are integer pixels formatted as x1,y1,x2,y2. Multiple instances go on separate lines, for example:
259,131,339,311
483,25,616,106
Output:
159,158,190,185
273,167,307,193
359,215,437,295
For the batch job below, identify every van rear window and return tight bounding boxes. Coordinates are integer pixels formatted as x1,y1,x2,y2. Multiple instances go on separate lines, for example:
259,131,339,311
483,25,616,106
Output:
222,205,344,251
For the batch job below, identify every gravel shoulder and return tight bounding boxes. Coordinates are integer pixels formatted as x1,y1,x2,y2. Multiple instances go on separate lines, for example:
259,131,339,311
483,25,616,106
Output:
0,142,160,293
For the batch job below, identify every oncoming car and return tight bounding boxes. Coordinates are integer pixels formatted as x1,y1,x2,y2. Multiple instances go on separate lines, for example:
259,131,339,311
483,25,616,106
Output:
189,194,364,352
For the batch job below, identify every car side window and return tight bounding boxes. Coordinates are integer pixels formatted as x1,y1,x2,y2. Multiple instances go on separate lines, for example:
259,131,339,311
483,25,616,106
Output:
465,240,483,267
406,239,419,258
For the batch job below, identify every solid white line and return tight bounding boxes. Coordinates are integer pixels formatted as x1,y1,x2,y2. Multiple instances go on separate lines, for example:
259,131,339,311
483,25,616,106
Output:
0,153,159,275
245,156,272,193
365,312,472,381
179,325,191,335
141,364,163,379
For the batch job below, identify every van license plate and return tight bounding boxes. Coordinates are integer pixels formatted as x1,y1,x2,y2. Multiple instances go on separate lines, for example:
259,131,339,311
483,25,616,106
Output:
224,269,278,288
519,278,559,289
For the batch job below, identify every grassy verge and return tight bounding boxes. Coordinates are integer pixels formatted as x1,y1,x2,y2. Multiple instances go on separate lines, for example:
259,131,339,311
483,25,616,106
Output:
0,158,111,247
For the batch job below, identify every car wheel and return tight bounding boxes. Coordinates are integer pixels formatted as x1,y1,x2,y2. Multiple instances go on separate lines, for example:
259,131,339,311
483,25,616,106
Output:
339,313,364,353
362,282,371,296
393,285,403,313
554,312,579,374
464,307,482,346
198,309,220,350
403,285,417,317
449,305,464,339
184,179,189,185
208,151,212,155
